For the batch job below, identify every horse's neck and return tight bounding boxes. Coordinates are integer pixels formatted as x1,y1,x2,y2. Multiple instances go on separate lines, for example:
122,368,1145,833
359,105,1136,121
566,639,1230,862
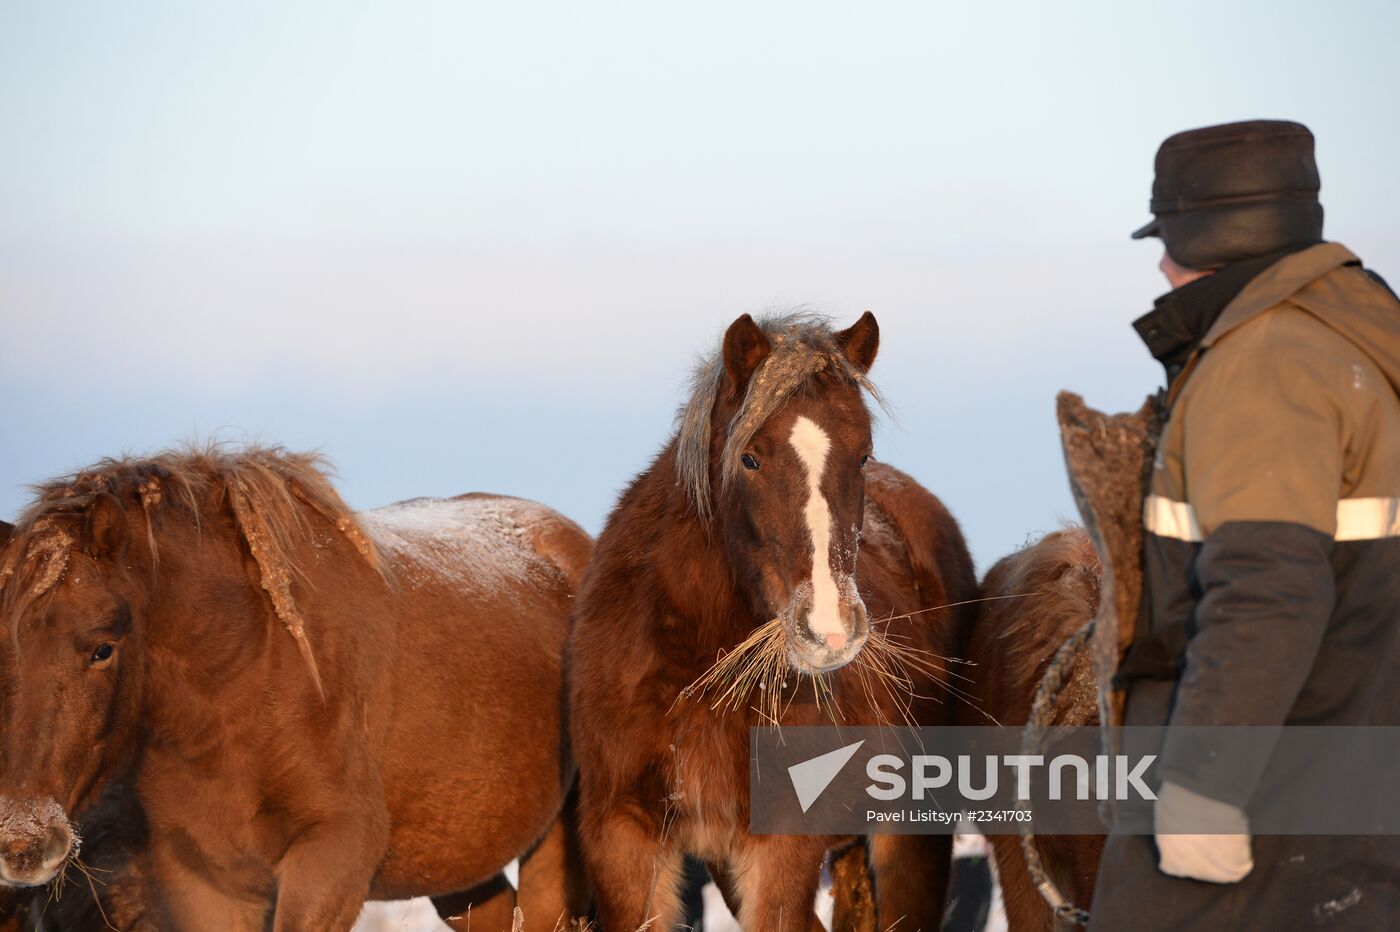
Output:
140,519,275,717
641,467,758,653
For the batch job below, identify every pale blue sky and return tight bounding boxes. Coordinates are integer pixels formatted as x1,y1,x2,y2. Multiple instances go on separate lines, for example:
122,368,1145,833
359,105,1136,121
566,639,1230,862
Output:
2,0,1397,568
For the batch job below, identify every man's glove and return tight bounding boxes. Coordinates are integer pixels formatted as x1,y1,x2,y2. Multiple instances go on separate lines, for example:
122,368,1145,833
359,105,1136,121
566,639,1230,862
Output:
1153,780,1254,884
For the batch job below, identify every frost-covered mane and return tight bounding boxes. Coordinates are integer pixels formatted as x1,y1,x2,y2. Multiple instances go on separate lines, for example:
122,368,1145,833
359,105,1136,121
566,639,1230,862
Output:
0,443,379,693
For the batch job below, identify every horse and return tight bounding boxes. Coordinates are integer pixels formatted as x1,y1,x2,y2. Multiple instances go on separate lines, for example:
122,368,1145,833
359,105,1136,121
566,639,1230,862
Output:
567,312,979,931
0,445,591,931
957,527,1105,931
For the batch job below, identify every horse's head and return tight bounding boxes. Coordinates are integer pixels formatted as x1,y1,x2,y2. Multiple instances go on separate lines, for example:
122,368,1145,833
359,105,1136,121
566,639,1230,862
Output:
707,312,880,674
0,496,145,886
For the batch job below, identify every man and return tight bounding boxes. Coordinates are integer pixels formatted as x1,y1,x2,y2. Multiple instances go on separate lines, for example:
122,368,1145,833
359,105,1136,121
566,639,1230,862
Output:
1089,120,1400,928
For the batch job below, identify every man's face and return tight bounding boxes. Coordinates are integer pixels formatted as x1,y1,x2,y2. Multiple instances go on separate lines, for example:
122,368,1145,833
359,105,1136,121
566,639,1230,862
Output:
1159,250,1213,290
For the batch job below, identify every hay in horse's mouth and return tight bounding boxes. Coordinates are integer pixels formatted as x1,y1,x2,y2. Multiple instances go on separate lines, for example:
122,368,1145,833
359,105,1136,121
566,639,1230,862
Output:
677,617,853,726
679,617,789,713
678,604,996,729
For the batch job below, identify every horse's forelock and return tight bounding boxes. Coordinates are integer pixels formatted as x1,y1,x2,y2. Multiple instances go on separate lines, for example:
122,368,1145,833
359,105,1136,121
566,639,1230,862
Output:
675,312,884,523
0,517,78,625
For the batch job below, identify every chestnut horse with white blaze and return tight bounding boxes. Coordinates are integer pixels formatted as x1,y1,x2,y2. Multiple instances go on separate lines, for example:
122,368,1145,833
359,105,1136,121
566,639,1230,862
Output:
0,446,590,931
569,313,978,931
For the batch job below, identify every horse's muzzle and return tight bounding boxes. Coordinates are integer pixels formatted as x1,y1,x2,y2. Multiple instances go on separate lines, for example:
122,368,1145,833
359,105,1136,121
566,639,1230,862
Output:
0,797,75,887
783,581,870,673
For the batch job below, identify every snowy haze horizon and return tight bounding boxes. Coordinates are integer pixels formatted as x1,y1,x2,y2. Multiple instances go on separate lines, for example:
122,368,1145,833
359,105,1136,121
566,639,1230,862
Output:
2,1,1397,571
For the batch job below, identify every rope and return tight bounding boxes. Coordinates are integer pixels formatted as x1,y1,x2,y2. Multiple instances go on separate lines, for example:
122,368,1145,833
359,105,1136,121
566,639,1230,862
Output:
1015,616,1096,929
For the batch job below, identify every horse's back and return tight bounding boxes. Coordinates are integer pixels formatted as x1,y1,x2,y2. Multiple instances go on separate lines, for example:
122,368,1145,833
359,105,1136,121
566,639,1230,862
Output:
358,493,593,899
858,462,978,634
845,462,977,733
362,493,590,604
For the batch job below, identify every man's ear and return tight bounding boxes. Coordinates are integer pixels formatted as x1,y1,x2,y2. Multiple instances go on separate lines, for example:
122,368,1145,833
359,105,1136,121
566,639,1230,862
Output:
836,311,879,373
85,493,129,559
722,314,772,396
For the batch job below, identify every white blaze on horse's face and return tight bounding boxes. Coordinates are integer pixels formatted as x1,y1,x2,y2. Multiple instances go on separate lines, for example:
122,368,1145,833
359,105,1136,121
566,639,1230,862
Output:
790,417,839,640
785,415,868,672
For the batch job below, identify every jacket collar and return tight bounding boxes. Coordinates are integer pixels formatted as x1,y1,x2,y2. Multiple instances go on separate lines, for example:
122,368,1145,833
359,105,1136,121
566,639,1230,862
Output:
1158,242,1359,407
1134,248,1297,381
1201,242,1358,348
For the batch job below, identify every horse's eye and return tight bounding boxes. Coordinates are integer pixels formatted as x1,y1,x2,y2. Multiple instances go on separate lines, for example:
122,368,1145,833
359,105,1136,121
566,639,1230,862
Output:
860,454,871,467
741,453,760,471
90,643,115,666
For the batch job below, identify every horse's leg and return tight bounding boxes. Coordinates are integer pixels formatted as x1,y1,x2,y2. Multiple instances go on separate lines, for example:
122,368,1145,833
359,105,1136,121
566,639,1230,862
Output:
828,841,876,932
986,834,1050,931
869,833,952,932
516,802,589,929
148,838,268,931
268,822,386,932
433,873,517,932
733,836,826,932
100,853,164,932
580,799,682,931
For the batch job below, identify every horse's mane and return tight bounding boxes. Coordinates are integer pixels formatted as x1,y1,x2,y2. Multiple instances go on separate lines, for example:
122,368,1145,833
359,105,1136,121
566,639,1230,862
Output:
675,311,883,522
0,442,380,695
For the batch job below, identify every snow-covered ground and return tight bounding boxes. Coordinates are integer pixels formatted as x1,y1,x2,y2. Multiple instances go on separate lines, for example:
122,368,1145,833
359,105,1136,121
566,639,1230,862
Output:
355,899,444,932
353,882,759,932
352,832,1007,931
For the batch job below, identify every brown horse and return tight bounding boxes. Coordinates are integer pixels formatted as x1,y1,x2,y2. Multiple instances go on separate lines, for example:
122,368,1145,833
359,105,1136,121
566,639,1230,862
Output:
0,445,591,931
958,527,1105,931
568,312,978,931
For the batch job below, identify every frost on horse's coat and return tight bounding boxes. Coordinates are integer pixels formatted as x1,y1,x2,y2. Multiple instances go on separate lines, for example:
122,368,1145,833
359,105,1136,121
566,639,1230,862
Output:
363,494,568,594
0,443,591,931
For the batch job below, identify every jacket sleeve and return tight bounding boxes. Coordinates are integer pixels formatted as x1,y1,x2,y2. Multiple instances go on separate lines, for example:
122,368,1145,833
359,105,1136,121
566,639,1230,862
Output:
1158,318,1344,806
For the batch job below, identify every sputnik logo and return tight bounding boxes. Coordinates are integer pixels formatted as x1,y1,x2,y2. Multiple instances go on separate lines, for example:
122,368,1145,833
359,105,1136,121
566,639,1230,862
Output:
787,740,865,813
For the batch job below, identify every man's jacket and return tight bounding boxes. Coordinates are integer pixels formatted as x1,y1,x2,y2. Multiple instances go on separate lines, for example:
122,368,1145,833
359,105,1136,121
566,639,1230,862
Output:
1091,243,1400,929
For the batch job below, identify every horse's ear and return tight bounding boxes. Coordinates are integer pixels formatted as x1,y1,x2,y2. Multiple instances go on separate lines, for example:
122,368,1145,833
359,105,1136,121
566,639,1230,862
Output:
836,311,879,373
85,493,129,559
722,314,771,395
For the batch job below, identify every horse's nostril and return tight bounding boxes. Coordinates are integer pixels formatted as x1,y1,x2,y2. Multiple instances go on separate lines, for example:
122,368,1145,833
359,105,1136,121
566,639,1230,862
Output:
825,631,848,651
40,822,71,870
